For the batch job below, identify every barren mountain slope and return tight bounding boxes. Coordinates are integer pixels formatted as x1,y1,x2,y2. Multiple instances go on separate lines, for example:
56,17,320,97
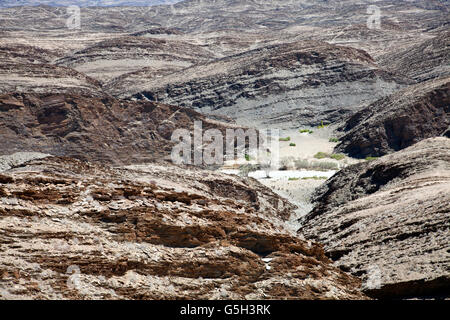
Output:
0,156,366,300
0,43,59,64
0,92,242,165
0,44,103,96
335,77,450,158
1,1,447,34
121,41,409,128
378,32,450,82
0,0,448,302
299,137,450,299
55,36,218,82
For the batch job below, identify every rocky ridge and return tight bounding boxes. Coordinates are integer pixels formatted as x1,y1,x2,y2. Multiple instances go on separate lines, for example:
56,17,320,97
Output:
299,137,450,299
56,36,217,82
0,156,365,299
0,44,103,96
0,92,243,165
378,32,450,83
335,77,450,158
124,40,409,127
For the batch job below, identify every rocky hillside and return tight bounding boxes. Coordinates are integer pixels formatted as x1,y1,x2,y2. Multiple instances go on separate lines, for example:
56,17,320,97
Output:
0,44,103,97
0,0,178,6
0,0,448,301
0,2,445,129
56,36,217,82
299,137,450,299
0,92,241,165
0,156,365,299
123,41,408,128
1,1,448,33
378,32,450,82
335,77,450,158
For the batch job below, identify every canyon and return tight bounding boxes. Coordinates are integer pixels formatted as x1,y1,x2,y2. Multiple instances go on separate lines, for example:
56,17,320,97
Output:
0,0,449,300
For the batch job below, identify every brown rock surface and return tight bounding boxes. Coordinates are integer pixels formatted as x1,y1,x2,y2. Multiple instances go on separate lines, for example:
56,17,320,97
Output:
299,138,450,299
0,44,103,96
336,77,450,158
0,156,365,299
0,92,241,165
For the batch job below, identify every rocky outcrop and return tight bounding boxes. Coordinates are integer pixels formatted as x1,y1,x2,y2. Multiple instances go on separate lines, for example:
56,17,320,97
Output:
299,138,450,299
0,62,104,97
0,92,240,165
0,156,365,299
125,41,408,128
335,77,450,158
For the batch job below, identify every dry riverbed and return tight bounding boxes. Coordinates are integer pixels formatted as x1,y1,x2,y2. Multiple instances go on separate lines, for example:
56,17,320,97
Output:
221,127,362,230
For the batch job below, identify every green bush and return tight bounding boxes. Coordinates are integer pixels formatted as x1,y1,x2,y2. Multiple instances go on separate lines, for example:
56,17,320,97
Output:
299,129,314,134
288,177,300,181
314,152,328,159
289,143,296,147
302,176,328,180
239,164,258,177
365,156,379,161
245,154,251,161
293,159,310,169
279,137,291,142
330,153,345,161
317,121,329,129
314,152,345,161
329,138,340,143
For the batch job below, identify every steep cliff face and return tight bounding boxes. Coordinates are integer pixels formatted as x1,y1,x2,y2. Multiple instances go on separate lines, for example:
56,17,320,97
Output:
123,41,408,128
299,138,450,299
0,92,240,165
0,156,365,299
335,77,450,158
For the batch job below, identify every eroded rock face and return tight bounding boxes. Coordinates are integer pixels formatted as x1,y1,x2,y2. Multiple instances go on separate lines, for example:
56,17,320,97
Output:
299,138,450,299
0,156,365,299
336,77,450,158
56,36,217,82
126,41,408,128
0,44,103,97
378,32,450,83
0,92,239,165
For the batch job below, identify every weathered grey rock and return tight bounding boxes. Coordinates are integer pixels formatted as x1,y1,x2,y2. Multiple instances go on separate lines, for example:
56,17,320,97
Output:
125,41,409,128
378,32,450,83
299,137,450,299
336,77,450,158
0,152,50,172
